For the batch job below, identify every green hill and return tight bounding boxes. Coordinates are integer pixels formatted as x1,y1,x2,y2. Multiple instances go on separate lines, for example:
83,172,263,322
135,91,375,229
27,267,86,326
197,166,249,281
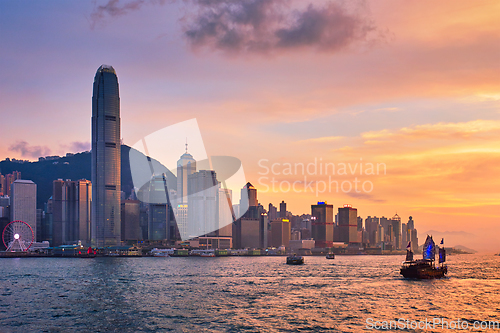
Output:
0,145,176,209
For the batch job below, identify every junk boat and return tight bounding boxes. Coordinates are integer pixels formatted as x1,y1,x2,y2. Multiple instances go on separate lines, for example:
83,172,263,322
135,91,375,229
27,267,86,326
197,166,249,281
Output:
80,247,96,258
400,236,447,279
326,252,335,259
286,254,304,265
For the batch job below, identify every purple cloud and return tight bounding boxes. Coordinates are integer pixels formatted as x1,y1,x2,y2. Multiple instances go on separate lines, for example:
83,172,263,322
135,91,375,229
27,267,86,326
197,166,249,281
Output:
67,141,91,153
9,141,52,159
185,0,377,54
90,0,380,54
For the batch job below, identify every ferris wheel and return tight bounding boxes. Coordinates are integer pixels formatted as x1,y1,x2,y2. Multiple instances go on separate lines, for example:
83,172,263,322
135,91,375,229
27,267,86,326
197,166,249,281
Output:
2,220,34,252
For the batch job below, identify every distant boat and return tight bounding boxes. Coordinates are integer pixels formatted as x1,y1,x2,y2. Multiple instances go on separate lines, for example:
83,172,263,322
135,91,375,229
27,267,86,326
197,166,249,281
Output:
200,251,216,257
326,253,335,259
151,248,172,257
400,236,447,279
80,247,96,258
286,254,304,265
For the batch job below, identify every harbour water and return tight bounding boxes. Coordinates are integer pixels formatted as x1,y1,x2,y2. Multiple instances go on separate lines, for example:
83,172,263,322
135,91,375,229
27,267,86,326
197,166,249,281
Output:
1,254,499,332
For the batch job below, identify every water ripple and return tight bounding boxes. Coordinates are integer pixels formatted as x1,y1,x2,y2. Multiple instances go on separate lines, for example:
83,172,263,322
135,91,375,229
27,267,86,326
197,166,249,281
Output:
0,255,498,332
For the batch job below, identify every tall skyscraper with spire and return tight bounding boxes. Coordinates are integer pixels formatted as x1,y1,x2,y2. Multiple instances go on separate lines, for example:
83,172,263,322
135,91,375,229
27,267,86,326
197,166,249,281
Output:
176,143,196,239
91,65,121,247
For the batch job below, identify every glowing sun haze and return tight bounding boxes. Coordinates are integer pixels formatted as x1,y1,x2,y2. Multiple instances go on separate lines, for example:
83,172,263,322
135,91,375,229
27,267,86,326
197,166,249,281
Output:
0,0,499,252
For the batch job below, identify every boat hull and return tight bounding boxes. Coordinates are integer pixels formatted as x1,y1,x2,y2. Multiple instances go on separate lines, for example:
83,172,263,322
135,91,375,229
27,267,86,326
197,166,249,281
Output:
286,257,304,265
400,264,447,279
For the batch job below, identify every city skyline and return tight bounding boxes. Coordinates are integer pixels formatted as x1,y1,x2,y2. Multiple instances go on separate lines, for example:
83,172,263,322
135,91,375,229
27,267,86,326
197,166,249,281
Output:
0,1,499,252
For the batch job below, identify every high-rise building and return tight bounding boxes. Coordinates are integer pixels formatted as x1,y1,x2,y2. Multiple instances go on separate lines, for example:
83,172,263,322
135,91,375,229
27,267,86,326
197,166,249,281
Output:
240,182,259,219
380,216,390,238
401,223,408,248
387,224,395,248
237,218,261,249
217,186,233,237
357,216,363,231
188,170,218,238
246,183,258,207
139,203,149,240
75,179,92,245
311,202,334,248
177,148,196,203
0,196,11,249
36,209,43,242
279,200,287,218
390,213,402,250
376,224,384,244
146,174,170,241
410,228,418,252
268,203,277,221
91,65,121,247
0,174,4,196
149,203,167,241
176,147,196,239
338,204,358,244
11,180,37,241
121,200,142,241
238,182,263,219
197,185,234,249
365,216,380,245
407,216,414,230
52,179,92,246
0,171,21,197
42,200,53,245
0,196,10,218
270,218,291,248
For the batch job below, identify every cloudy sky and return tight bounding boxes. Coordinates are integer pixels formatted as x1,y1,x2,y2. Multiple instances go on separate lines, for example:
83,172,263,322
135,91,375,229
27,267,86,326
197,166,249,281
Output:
1,0,499,251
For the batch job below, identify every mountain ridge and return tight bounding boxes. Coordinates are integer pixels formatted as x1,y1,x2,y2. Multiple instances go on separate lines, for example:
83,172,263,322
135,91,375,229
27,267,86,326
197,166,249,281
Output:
0,145,176,209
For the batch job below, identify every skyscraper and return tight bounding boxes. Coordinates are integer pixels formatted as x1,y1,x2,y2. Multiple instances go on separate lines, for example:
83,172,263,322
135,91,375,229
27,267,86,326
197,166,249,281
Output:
0,171,21,197
146,174,170,241
401,223,408,249
338,204,358,244
270,218,291,248
357,216,363,231
177,146,196,203
407,216,415,230
268,203,277,221
390,213,402,249
410,229,418,252
11,180,37,241
0,174,4,196
217,186,233,237
187,170,218,238
239,182,258,219
279,200,287,218
176,148,196,239
121,200,142,242
235,218,261,249
311,202,334,248
91,65,121,247
52,179,92,246
365,216,380,245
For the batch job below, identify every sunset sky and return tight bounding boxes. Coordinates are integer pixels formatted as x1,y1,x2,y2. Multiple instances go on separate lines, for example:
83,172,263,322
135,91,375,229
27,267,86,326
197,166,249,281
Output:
1,0,499,251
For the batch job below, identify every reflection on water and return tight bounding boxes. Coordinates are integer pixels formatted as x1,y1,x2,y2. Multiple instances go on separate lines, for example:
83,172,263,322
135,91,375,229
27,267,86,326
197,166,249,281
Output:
0,255,499,332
